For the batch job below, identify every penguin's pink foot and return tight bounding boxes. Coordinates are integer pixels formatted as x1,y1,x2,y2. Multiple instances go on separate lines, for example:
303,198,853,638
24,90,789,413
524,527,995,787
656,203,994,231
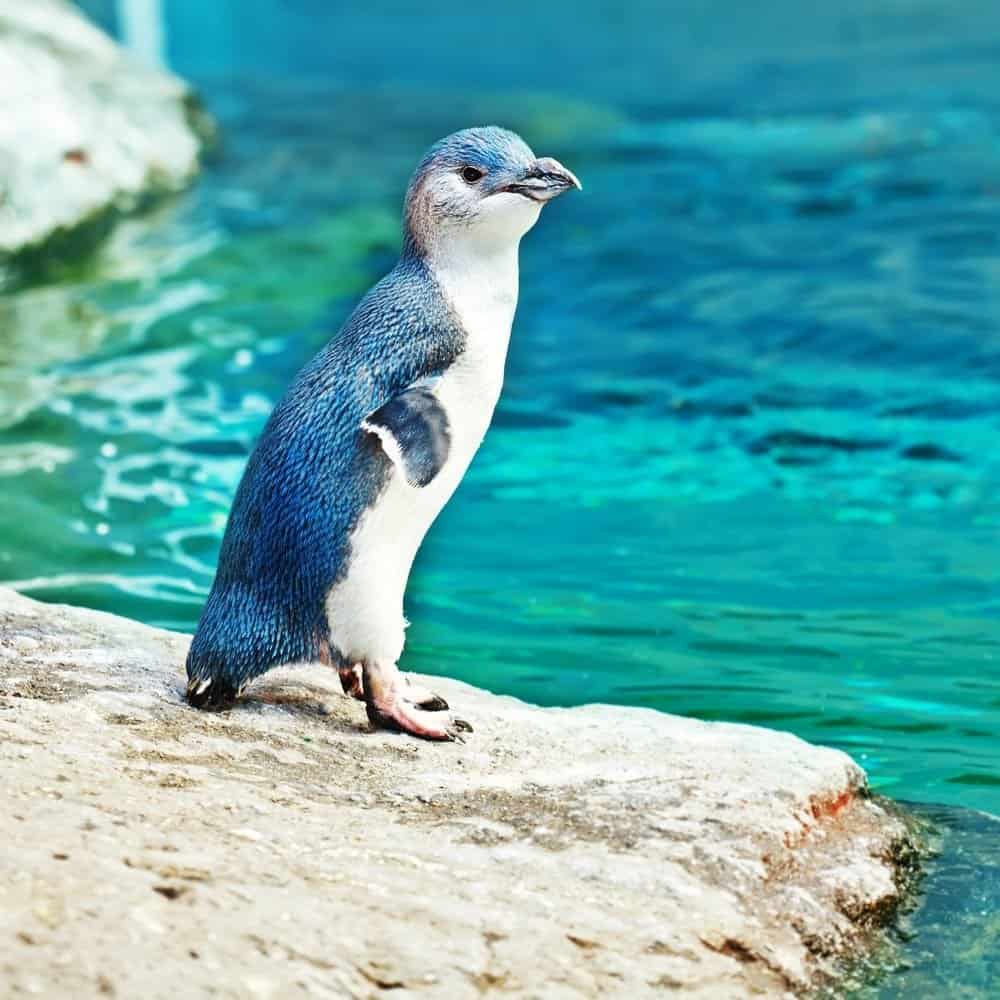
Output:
340,663,449,712
369,698,472,742
363,662,471,741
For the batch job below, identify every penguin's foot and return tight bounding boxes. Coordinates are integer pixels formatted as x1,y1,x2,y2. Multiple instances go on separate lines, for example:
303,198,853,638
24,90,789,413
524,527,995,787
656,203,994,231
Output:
340,663,449,712
368,697,473,741
403,675,449,712
339,664,364,701
363,662,471,742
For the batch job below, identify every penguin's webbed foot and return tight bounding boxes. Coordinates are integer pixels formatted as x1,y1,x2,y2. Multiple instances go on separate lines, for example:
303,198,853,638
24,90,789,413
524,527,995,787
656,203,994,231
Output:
362,662,470,742
340,664,449,712
369,700,473,742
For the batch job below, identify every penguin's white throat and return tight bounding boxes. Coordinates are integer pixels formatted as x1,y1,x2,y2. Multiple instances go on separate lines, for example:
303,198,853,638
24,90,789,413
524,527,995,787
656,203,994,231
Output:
427,230,523,343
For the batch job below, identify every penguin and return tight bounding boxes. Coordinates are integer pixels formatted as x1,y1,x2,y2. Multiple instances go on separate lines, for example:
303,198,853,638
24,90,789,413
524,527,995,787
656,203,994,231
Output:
185,127,580,740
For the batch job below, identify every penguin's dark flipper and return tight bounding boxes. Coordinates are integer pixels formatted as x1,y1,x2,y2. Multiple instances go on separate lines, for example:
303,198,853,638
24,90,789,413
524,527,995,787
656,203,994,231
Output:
362,384,450,488
186,675,240,711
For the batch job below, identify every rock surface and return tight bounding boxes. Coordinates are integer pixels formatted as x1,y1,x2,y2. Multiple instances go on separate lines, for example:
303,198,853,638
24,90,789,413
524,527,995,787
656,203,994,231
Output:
0,587,916,998
0,0,212,278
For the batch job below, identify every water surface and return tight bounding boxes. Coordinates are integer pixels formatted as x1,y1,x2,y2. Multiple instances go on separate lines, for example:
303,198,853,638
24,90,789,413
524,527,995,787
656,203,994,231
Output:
4,73,999,811
3,3,1000,989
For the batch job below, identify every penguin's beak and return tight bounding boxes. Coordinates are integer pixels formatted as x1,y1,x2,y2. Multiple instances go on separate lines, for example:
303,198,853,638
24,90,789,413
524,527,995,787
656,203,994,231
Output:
499,157,582,202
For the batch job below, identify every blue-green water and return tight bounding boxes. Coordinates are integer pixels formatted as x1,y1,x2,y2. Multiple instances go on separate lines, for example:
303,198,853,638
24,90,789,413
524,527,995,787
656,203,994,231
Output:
3,3,1000,988
849,804,999,999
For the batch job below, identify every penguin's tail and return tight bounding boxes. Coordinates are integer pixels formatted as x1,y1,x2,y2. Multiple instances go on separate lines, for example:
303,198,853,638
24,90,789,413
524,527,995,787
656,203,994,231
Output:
185,667,241,710
184,585,321,710
185,636,244,711
184,586,264,710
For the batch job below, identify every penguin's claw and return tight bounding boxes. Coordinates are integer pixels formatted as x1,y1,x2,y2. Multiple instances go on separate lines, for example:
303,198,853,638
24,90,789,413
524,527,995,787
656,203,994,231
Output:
403,676,450,712
440,717,473,743
362,662,469,742
416,694,450,712
366,695,472,742
451,718,474,735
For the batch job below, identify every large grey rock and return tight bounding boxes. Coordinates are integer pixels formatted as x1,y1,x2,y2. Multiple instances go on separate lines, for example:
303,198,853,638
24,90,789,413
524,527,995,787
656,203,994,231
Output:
0,587,916,998
0,0,212,276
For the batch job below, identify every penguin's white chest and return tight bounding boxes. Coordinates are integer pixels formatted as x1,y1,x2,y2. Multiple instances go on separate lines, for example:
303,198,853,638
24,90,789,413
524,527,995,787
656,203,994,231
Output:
325,259,516,664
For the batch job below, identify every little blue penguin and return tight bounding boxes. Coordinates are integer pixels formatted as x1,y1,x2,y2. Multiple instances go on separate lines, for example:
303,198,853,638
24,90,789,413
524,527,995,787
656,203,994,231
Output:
185,126,580,740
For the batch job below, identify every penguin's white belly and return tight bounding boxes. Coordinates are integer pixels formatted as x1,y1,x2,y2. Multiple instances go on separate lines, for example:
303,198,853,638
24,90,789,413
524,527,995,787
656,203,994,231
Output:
324,354,503,664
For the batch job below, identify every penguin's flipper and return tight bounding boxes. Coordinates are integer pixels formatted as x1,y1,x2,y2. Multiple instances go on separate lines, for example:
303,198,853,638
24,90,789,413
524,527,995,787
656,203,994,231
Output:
362,384,451,487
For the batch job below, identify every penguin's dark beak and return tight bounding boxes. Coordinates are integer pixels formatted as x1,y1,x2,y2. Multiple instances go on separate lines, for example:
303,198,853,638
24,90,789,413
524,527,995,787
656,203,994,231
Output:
500,157,582,202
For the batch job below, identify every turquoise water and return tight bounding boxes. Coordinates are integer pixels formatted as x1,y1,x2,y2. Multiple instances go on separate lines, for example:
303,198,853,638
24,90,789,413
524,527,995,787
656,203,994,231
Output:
847,804,999,997
2,6,1000,987
4,75,999,814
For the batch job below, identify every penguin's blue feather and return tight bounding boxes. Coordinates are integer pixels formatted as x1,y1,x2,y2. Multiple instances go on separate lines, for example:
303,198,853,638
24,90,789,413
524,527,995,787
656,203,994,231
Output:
185,254,465,704
363,384,451,488
411,127,532,179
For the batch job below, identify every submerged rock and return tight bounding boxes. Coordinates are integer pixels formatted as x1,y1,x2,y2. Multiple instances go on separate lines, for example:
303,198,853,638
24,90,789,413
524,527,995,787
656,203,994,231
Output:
0,587,917,997
0,0,213,282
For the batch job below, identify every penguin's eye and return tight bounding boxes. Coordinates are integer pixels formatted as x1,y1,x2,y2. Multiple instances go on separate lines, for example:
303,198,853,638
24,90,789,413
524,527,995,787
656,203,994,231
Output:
461,166,485,184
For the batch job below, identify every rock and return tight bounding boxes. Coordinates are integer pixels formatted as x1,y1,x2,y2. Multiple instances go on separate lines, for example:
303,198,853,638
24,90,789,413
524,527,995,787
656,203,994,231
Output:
0,586,917,998
0,0,213,281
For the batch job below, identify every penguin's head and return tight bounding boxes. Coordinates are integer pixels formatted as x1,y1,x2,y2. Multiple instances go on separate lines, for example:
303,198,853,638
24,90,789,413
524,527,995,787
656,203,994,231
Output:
404,126,580,256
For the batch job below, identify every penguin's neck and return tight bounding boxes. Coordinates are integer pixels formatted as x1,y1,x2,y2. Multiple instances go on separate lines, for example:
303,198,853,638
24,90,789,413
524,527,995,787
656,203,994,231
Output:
423,238,521,355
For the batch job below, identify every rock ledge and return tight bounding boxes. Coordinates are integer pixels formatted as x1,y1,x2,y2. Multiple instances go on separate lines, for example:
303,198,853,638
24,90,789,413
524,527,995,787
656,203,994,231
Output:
0,0,213,280
0,588,916,998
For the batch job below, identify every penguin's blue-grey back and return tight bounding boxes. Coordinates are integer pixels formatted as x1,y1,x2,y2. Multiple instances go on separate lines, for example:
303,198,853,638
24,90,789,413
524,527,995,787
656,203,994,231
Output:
185,254,465,704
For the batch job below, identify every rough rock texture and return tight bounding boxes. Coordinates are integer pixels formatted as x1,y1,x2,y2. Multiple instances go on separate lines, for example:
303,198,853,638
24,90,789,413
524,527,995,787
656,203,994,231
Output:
0,0,212,276
0,588,917,998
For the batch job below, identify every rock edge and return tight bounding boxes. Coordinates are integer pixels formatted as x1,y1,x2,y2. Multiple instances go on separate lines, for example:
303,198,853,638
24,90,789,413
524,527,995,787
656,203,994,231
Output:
0,0,214,281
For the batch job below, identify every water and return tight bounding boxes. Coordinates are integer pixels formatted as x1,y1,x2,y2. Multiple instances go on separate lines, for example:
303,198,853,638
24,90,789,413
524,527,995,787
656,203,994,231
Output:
3,2,1000,989
847,804,1000,997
